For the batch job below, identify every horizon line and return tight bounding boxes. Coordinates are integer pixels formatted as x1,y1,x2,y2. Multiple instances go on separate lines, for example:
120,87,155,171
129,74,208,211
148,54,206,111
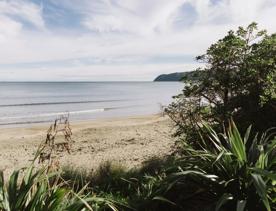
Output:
0,80,164,83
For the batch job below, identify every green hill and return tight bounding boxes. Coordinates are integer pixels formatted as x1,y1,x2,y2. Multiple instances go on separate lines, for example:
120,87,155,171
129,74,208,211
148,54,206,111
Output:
154,71,198,81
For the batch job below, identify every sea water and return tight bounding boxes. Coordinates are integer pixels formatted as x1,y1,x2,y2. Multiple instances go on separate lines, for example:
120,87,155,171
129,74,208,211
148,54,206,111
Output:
0,82,183,127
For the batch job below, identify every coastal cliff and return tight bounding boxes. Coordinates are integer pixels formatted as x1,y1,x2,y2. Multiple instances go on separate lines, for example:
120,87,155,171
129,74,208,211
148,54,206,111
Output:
154,71,198,81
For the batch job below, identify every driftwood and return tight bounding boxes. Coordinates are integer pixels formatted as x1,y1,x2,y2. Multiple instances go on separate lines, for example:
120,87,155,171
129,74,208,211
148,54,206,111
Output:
38,114,73,171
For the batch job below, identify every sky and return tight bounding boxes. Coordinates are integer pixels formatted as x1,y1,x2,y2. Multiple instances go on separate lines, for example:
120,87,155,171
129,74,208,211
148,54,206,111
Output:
0,0,275,81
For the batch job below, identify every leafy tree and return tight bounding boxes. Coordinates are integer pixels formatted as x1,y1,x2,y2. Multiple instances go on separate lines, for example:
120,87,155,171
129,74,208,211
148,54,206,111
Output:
166,23,276,141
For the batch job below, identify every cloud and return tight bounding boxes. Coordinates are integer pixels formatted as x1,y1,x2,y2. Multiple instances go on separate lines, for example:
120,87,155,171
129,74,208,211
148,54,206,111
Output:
0,0,44,29
0,15,22,41
82,0,186,34
0,0,275,81
1,62,201,81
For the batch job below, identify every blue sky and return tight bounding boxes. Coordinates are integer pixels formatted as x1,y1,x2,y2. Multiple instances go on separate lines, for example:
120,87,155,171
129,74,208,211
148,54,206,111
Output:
0,0,275,81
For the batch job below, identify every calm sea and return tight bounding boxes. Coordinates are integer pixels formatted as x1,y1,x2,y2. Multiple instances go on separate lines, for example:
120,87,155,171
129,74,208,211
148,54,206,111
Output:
0,82,183,127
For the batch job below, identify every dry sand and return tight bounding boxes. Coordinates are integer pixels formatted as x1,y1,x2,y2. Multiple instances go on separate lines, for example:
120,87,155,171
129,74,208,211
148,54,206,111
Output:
0,114,175,177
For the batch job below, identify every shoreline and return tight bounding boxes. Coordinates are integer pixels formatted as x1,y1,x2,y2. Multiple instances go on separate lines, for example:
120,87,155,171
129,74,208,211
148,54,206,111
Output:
0,114,175,177
0,112,163,129
0,112,163,131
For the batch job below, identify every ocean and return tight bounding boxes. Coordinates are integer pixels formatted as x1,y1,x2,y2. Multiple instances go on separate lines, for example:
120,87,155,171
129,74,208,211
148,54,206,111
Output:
0,82,183,127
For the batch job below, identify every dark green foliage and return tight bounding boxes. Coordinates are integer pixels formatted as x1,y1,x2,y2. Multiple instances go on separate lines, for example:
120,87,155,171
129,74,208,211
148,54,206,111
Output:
156,123,276,211
61,158,178,210
62,161,132,194
154,71,199,82
0,166,120,211
167,22,276,140
150,122,276,211
171,121,276,211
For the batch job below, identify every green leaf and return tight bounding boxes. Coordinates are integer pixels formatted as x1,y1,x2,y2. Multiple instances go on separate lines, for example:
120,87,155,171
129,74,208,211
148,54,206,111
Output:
228,120,247,163
244,125,252,144
153,196,176,206
251,174,271,211
216,193,233,211
237,200,246,211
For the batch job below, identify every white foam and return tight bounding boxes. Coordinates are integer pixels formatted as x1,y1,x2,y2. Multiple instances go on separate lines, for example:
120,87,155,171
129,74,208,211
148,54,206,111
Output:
0,108,105,120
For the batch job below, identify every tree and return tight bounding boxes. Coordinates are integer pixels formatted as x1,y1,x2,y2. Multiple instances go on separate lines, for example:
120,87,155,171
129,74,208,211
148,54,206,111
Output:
166,23,276,141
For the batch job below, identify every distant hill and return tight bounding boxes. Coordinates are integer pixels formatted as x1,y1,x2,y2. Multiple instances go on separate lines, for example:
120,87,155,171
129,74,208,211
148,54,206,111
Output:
154,71,199,82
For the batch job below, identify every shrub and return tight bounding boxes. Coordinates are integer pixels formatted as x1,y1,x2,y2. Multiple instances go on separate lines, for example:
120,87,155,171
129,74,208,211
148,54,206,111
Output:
149,121,276,211
0,165,119,211
167,23,276,142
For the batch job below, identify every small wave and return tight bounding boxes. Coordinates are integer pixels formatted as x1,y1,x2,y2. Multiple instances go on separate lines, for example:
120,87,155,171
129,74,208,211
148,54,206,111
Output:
0,120,50,126
0,99,123,107
0,105,138,126
0,108,105,121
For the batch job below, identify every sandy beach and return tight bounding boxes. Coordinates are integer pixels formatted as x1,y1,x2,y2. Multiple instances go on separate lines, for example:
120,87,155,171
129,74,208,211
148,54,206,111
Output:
0,114,175,177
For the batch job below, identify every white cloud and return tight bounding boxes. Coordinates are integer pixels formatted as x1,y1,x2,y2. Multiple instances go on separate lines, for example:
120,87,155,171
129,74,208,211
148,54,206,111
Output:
1,62,202,81
0,15,22,41
0,0,275,81
0,0,44,29
82,0,186,35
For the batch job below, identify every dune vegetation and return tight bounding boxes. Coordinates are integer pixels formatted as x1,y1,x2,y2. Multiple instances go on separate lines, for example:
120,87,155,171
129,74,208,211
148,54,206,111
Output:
0,23,275,211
